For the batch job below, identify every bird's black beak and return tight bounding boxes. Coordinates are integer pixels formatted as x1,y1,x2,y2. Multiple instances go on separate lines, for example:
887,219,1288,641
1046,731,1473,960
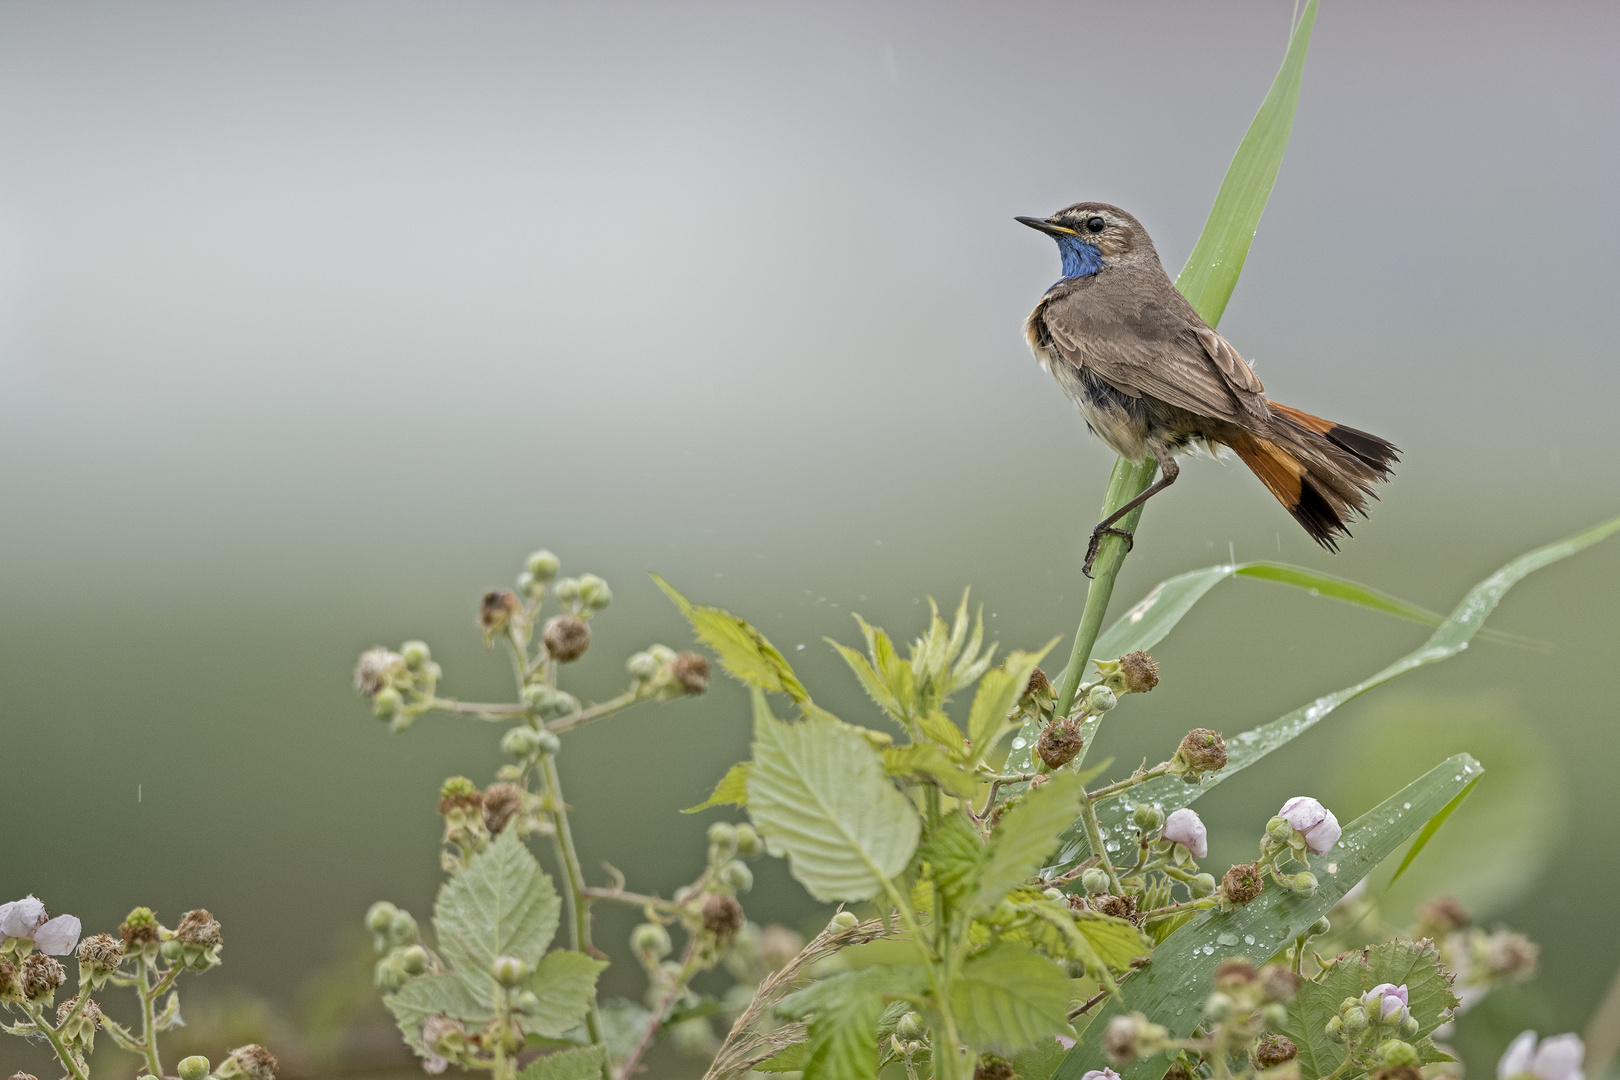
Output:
1016,215,1077,237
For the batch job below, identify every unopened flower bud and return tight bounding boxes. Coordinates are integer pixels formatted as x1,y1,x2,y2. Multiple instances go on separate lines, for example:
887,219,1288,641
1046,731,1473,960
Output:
577,574,612,612
671,652,710,695
542,615,591,662
1310,916,1332,938
525,550,561,583
734,824,763,857
481,782,525,835
896,1011,925,1039
1399,1015,1419,1038
1190,873,1218,898
828,911,859,933
491,956,529,986
501,725,542,759
1254,1034,1299,1069
1222,863,1264,905
708,822,737,850
631,923,673,958
1290,871,1319,899
516,571,541,599
1043,887,1064,902
553,577,582,604
1379,1040,1418,1067
1363,983,1410,1024
1278,796,1342,855
513,989,542,1014
1088,685,1118,714
1205,991,1235,1021
1176,729,1228,774
1037,718,1085,769
373,687,402,719
701,893,744,940
178,1058,212,1080
1104,1012,1168,1065
1342,1007,1369,1034
400,641,431,671
1326,1015,1344,1040
388,909,420,948
1162,807,1208,858
721,861,754,893
1082,867,1112,896
1133,802,1165,833
1262,1002,1289,1029
374,953,408,991
161,939,184,963
627,651,661,680
400,944,429,975
366,902,399,935
438,776,482,816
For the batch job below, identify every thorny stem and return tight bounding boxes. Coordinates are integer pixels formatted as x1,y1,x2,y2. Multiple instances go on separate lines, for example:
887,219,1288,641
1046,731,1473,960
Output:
138,954,165,1079
1075,788,1124,894
24,1002,90,1080
540,753,611,1080
618,938,701,1080
1088,764,1172,803
580,885,684,912
1053,457,1159,719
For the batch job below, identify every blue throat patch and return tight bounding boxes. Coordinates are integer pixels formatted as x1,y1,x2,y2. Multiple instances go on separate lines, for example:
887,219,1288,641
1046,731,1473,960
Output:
1057,236,1106,279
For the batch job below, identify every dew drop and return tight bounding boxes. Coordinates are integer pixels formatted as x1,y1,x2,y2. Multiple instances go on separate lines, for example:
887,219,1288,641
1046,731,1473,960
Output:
1403,802,1411,810
1012,737,1027,749
1202,945,1215,955
1243,934,1256,946
1105,842,1120,853
1216,932,1239,947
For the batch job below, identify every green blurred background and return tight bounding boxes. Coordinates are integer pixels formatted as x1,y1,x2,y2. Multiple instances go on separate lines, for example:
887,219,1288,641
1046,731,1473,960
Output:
2,1,1617,1075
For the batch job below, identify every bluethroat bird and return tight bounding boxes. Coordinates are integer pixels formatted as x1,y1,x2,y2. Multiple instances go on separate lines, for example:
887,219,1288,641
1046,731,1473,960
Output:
1018,203,1398,574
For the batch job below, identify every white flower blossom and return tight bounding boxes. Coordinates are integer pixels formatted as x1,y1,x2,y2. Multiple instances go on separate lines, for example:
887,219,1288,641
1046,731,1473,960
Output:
1162,808,1208,859
0,896,81,955
1498,1031,1584,1080
1082,1071,1122,1080
1279,796,1342,854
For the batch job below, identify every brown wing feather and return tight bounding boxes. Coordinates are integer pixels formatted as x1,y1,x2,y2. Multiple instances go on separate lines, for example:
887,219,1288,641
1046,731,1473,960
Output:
1038,266,1268,424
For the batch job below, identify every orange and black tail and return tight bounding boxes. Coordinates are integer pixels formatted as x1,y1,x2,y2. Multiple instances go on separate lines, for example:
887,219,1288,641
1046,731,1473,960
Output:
1230,402,1399,551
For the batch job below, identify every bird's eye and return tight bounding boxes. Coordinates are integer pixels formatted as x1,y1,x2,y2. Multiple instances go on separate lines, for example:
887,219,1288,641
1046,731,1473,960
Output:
1086,216,1107,233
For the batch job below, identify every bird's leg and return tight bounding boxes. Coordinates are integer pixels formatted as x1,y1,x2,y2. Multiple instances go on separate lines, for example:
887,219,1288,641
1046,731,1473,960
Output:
1082,449,1180,577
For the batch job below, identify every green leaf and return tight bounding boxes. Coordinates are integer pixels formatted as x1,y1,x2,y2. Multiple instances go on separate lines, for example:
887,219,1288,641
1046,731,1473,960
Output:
1047,515,1620,873
951,942,1074,1054
829,638,904,722
1386,774,1478,891
917,709,967,755
1073,912,1154,972
885,742,980,800
1012,1036,1071,1080
652,574,809,702
967,644,1056,767
754,1040,811,1072
1052,753,1483,1080
746,691,922,902
974,774,1084,915
518,1044,608,1080
1284,940,1460,1080
435,829,562,980
920,811,985,912
521,949,609,1039
1174,0,1318,326
778,967,926,1080
384,974,492,1052
682,762,750,813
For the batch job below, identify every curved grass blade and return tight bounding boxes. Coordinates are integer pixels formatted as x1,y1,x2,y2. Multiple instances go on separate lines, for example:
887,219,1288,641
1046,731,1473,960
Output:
1386,774,1479,891
1174,0,1318,326
1045,513,1620,872
1052,754,1484,1080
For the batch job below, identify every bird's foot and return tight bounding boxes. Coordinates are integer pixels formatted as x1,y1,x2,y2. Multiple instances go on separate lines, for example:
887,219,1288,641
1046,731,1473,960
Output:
1082,526,1134,578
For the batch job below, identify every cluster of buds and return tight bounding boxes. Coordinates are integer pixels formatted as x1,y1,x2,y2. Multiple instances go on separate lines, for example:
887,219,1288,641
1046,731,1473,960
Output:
1430,899,1538,1012
1214,796,1341,909
1093,651,1160,697
1324,981,1421,1075
627,644,712,700
158,909,224,972
1201,958,1302,1075
53,994,101,1053
434,775,548,870
1103,1011,1171,1065
367,901,431,991
1031,652,1157,772
353,640,442,732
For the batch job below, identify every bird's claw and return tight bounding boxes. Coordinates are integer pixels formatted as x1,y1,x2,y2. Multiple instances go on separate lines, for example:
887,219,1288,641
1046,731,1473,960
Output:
1082,526,1135,578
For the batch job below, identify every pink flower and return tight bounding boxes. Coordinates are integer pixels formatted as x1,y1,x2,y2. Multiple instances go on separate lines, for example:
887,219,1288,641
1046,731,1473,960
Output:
0,896,81,955
1363,982,1409,1023
1082,1071,1121,1080
1498,1032,1585,1080
1279,796,1342,855
1162,808,1208,859
422,1055,449,1075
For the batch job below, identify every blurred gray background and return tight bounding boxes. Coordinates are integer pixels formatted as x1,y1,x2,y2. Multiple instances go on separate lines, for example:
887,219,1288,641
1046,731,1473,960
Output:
1,1,1617,1075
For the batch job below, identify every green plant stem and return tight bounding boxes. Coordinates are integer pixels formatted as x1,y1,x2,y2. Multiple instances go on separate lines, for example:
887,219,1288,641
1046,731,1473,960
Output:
1075,789,1124,894
546,690,643,735
24,1003,89,1080
618,940,701,1080
539,755,612,1080
138,955,165,1079
580,885,683,911
1087,763,1171,803
1053,457,1160,719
